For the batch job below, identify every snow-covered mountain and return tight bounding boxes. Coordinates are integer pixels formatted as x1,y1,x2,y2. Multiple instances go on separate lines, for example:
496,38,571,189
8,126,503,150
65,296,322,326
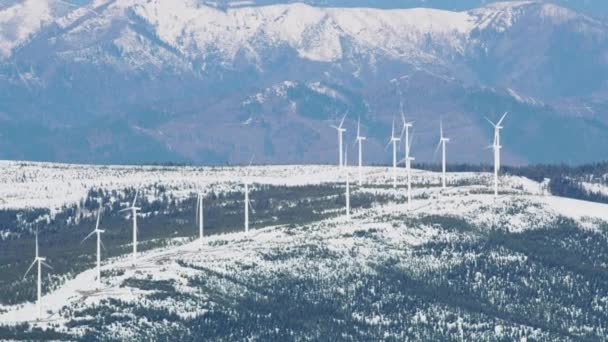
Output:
1,0,608,164
0,1,577,64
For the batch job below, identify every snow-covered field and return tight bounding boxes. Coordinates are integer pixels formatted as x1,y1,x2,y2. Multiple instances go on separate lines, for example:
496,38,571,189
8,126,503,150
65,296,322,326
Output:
1,161,608,340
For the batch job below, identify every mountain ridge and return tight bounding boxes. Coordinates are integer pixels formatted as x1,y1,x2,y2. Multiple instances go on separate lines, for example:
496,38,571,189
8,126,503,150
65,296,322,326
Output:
0,0,607,164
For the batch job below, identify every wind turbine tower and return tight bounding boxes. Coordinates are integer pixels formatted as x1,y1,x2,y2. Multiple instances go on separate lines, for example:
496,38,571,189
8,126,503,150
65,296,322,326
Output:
486,112,508,197
355,117,366,186
387,119,401,188
401,114,414,170
82,208,105,289
406,154,415,209
331,113,347,168
345,148,350,220
244,158,255,233
120,190,141,265
436,121,450,189
196,191,204,248
24,232,52,320
245,180,250,232
401,114,415,208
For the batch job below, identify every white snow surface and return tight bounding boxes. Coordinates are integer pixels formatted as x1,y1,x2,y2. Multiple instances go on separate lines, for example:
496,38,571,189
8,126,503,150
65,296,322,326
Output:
0,0,51,57
581,181,608,196
1,161,608,330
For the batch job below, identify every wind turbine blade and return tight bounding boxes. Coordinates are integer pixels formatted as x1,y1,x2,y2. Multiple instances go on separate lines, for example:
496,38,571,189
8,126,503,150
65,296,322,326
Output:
23,259,37,279
81,230,96,244
132,190,139,207
433,140,442,160
391,118,395,138
339,112,347,128
485,116,497,127
248,200,255,215
95,208,101,231
100,239,107,251
409,129,415,149
330,125,339,130
440,119,444,139
357,117,361,137
35,232,39,258
249,155,255,167
497,111,508,126
385,139,392,150
401,112,406,126
41,261,53,270
118,207,131,213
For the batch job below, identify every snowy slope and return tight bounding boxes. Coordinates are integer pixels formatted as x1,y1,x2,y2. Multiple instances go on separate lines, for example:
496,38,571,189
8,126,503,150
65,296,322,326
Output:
0,0,51,57
1,162,608,339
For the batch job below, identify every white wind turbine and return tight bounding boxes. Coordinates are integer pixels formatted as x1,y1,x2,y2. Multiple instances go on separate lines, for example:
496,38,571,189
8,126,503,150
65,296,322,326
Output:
331,113,347,168
400,114,415,206
120,190,141,265
386,118,400,188
345,147,351,221
355,117,366,186
435,120,450,189
196,190,204,248
23,232,52,320
82,207,105,289
244,157,255,233
400,113,414,169
406,152,416,210
405,136,416,210
486,112,508,198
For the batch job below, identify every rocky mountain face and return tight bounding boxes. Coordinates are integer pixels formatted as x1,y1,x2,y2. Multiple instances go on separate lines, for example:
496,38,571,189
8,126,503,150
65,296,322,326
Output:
0,0,607,164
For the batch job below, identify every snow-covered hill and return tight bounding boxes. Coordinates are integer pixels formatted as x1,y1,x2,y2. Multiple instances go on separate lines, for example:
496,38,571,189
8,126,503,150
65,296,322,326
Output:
1,162,608,339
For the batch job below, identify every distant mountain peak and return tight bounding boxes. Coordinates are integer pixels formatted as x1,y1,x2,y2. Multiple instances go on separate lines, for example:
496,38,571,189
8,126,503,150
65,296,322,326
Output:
0,0,607,164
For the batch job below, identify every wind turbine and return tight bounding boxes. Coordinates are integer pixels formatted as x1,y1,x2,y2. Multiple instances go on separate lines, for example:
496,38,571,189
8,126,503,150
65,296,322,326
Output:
398,128,416,210
405,134,416,210
331,113,347,168
400,114,415,205
120,190,141,265
486,112,508,197
406,153,415,210
244,157,255,233
196,190,204,248
355,117,366,186
344,147,351,220
82,207,105,289
400,113,414,169
435,120,450,189
386,118,400,188
23,232,52,320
